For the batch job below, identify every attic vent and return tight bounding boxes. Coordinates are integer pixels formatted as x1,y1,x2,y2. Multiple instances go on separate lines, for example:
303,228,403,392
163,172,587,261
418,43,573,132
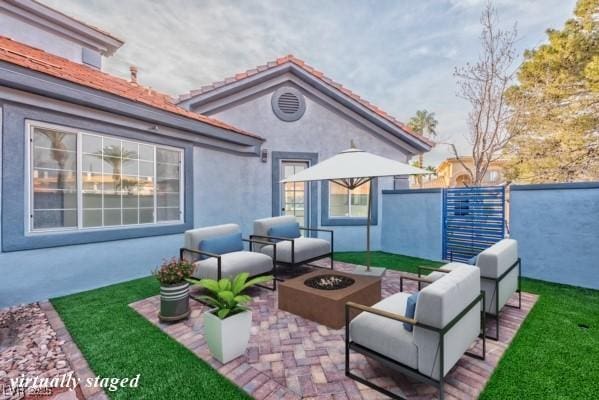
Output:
272,86,306,122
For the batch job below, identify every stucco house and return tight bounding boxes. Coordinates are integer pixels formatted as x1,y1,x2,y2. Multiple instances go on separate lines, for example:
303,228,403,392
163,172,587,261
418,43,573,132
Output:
0,0,431,307
418,156,505,188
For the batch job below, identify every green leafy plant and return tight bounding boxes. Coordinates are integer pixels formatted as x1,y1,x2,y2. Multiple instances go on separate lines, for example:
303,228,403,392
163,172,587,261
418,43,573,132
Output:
187,273,273,319
153,258,194,285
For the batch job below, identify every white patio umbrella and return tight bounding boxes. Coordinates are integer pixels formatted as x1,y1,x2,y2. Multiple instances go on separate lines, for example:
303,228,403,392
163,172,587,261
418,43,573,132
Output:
281,144,429,275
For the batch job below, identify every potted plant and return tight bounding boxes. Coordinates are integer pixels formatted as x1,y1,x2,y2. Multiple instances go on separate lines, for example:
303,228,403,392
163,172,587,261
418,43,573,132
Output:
153,258,194,322
188,272,273,363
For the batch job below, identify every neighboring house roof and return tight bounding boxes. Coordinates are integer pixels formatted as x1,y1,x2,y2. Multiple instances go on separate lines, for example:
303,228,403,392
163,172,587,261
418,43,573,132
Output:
1,0,124,56
0,36,263,140
178,55,434,150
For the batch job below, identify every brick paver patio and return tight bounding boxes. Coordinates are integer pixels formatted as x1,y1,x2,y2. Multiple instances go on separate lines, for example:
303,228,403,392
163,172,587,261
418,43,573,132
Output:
130,261,537,400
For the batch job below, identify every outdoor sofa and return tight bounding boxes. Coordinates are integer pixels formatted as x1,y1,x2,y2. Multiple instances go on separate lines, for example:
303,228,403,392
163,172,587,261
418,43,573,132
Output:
346,263,486,400
250,216,334,271
420,238,521,340
180,223,276,290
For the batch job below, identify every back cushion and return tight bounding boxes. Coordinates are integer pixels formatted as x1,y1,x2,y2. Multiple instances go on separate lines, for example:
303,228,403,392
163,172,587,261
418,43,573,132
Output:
477,239,518,278
414,264,480,379
183,224,240,260
253,216,298,249
198,232,243,256
268,222,301,239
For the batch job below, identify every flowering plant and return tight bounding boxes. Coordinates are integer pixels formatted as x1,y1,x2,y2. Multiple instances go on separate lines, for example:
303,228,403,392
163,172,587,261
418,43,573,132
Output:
153,258,194,285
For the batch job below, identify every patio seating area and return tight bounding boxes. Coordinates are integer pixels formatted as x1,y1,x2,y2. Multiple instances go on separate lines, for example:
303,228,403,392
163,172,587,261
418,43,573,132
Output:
131,260,536,400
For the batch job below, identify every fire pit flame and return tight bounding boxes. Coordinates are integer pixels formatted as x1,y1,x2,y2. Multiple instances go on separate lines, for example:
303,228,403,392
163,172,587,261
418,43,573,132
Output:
304,274,355,290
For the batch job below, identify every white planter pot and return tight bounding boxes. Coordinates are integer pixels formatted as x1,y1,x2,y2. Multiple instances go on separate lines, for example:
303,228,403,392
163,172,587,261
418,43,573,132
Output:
203,309,252,363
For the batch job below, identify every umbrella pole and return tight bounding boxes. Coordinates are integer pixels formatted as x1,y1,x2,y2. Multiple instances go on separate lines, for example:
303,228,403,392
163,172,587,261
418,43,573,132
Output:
366,178,373,271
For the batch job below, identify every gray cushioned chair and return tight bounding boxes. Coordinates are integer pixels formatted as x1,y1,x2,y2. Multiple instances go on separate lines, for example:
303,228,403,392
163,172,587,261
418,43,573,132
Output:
251,216,334,270
179,223,276,290
346,263,485,400
421,238,521,340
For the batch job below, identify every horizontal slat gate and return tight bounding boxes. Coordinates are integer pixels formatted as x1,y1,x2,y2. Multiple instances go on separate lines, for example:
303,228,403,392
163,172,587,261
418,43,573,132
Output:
443,186,505,262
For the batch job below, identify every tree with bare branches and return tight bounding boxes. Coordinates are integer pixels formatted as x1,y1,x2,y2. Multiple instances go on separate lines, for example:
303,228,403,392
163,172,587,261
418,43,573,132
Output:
450,2,519,186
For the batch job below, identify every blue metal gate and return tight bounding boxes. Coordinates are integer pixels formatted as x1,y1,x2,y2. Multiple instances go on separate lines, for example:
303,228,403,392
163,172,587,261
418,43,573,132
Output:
442,186,505,262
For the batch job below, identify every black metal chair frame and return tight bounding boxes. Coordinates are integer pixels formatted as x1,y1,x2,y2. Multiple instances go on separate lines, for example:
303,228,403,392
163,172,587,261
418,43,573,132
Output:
345,288,486,400
179,237,278,303
249,227,334,273
417,258,522,340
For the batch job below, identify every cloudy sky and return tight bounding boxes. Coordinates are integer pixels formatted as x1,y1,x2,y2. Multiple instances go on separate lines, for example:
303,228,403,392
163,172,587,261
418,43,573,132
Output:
44,0,576,165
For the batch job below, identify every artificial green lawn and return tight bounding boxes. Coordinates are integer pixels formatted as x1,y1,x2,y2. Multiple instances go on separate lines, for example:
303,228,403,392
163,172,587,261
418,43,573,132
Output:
51,252,599,399
51,277,250,400
334,251,599,399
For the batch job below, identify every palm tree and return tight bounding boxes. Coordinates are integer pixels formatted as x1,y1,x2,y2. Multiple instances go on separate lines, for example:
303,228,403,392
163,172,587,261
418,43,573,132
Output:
408,110,438,187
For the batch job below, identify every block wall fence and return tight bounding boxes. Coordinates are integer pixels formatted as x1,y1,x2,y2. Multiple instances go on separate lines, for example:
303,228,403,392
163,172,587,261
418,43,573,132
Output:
381,182,599,290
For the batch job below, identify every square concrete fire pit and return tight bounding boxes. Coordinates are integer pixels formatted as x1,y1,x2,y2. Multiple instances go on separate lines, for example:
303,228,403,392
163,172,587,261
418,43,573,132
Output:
278,269,381,329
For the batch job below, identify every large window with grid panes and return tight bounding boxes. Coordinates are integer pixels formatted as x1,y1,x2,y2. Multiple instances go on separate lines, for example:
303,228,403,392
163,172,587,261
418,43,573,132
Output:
28,122,183,232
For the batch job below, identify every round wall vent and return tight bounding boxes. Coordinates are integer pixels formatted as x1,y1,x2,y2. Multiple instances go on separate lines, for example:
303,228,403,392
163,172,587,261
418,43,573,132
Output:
271,86,306,122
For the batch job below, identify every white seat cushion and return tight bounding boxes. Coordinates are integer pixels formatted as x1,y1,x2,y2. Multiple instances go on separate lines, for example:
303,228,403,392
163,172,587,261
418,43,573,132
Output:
260,237,330,264
192,251,273,280
350,293,418,369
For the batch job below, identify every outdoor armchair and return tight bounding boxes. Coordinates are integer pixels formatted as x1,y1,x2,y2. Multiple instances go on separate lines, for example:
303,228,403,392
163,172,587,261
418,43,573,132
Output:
346,263,485,400
421,238,521,340
180,223,276,290
250,216,334,270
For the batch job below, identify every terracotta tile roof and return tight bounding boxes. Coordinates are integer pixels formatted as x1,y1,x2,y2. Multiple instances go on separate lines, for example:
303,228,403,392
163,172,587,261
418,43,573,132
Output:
179,54,433,147
0,36,263,140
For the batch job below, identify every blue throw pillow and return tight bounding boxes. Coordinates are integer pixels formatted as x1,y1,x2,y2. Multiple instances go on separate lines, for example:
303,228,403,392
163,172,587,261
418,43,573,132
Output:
467,255,478,265
268,223,301,240
198,232,243,258
404,292,419,332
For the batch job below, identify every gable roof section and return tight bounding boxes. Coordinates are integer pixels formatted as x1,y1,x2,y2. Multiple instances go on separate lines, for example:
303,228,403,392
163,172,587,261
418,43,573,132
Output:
0,36,263,141
178,55,433,150
1,0,124,56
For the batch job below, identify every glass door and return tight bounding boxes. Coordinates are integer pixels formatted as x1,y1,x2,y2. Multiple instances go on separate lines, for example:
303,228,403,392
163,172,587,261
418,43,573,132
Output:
281,160,309,227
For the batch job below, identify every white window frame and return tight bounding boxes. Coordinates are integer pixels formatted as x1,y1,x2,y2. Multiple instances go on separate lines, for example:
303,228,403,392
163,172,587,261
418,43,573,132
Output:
26,120,184,234
327,181,369,219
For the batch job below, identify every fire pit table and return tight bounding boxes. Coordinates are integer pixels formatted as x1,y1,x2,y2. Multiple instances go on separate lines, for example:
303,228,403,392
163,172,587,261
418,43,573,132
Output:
278,269,381,329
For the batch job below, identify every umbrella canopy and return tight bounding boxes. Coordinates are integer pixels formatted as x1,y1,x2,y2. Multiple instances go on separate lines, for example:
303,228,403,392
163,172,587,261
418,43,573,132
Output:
280,147,428,189
280,146,429,274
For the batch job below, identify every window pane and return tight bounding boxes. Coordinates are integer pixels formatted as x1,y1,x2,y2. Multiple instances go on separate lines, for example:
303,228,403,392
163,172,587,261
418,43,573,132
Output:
122,159,139,176
123,209,138,225
157,193,179,207
83,209,102,227
33,148,76,171
139,145,153,161
349,182,369,217
83,191,102,209
156,148,180,222
122,141,139,159
82,154,103,173
33,170,76,190
33,210,77,230
32,128,77,229
82,135,102,154
104,209,121,226
34,190,77,210
329,182,349,217
157,207,180,221
139,208,154,224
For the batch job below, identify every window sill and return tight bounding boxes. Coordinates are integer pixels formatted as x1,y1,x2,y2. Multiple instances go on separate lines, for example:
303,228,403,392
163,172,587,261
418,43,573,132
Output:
321,217,377,227
3,222,191,252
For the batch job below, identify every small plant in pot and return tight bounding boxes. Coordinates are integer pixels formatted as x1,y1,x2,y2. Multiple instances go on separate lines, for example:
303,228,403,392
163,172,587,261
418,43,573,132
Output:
188,272,273,363
153,258,194,322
